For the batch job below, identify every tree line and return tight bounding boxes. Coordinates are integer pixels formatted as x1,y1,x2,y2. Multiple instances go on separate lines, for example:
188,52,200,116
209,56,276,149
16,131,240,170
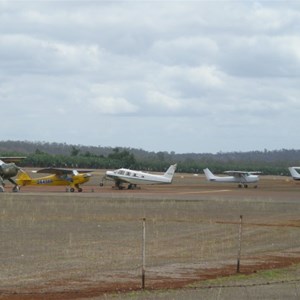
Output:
0,140,299,175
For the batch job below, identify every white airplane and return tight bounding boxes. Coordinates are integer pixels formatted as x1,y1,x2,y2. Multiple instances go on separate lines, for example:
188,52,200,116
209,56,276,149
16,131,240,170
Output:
203,168,261,188
100,164,177,189
288,167,300,180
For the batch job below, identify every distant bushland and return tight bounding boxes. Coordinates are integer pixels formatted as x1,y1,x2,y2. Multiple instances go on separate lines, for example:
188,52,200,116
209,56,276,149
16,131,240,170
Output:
0,140,299,175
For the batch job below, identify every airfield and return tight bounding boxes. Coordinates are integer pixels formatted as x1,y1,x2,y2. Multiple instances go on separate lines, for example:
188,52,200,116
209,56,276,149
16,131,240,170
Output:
1,170,300,299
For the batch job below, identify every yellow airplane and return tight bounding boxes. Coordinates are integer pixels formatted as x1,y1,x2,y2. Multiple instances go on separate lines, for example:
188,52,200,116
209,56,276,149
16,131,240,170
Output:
16,167,92,192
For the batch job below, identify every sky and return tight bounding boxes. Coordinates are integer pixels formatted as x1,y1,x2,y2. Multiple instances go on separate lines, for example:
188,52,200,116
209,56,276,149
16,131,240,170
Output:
1,0,300,154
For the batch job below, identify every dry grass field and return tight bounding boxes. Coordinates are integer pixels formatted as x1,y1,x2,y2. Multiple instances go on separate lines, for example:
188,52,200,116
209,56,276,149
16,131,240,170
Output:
1,169,300,299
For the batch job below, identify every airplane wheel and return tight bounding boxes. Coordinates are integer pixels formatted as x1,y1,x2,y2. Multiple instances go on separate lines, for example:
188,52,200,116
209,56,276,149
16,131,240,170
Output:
238,184,242,188
244,185,248,188
99,183,104,187
12,186,20,192
70,188,75,192
78,188,83,192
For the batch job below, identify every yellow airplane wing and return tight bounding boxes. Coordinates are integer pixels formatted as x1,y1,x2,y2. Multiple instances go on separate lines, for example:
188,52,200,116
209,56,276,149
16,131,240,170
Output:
36,168,93,175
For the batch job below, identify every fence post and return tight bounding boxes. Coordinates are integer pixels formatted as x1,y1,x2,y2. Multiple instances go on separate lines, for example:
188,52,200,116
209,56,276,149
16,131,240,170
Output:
142,218,146,289
237,215,243,273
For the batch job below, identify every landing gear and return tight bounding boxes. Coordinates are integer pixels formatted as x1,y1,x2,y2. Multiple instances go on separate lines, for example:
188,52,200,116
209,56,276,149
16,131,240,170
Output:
0,178,4,192
0,184,20,192
66,186,83,192
0,177,22,192
115,181,125,190
12,185,20,192
238,183,257,188
74,184,83,192
110,180,125,190
8,178,20,192
128,184,139,190
99,176,106,187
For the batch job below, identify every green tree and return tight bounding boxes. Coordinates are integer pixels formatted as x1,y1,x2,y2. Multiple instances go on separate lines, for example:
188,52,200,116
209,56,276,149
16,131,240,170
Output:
71,146,80,156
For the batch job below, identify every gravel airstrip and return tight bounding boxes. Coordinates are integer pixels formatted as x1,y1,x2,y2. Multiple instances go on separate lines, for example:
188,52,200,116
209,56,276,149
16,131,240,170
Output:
1,170,300,299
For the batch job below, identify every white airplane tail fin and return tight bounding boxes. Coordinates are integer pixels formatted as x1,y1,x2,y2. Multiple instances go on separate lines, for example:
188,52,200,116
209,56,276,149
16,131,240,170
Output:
164,164,177,181
288,167,300,180
203,168,217,181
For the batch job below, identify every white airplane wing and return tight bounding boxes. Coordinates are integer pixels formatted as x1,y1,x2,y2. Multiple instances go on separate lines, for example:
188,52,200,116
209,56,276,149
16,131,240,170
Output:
224,171,248,177
224,171,261,177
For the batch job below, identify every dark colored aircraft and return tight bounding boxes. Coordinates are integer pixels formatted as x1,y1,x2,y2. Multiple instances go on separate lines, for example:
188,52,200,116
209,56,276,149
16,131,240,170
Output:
0,157,26,192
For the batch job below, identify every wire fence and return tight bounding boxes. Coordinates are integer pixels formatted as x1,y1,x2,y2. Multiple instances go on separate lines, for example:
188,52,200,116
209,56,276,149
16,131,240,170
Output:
2,197,300,298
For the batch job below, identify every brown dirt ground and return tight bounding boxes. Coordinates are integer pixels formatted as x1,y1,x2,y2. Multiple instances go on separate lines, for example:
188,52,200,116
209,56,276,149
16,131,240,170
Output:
1,170,300,299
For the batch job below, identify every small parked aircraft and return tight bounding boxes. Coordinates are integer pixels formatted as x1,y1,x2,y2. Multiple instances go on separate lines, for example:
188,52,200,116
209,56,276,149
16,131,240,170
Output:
288,167,300,180
16,167,92,192
100,164,177,189
0,157,26,192
203,168,261,188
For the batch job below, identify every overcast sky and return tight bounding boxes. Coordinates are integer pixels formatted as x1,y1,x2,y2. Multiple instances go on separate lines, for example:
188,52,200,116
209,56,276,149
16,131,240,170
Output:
1,1,300,154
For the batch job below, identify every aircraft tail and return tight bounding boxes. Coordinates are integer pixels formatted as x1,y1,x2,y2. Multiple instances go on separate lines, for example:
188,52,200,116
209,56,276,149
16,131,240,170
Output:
164,164,177,181
16,170,32,186
288,167,300,180
203,168,217,181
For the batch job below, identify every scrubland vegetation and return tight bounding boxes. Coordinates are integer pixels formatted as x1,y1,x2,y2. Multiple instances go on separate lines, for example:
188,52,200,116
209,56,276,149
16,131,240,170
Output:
0,140,299,175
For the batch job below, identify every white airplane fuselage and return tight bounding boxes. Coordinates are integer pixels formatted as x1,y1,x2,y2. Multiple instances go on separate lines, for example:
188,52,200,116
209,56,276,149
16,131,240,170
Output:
203,168,260,188
103,164,177,189
106,169,173,185
208,175,259,184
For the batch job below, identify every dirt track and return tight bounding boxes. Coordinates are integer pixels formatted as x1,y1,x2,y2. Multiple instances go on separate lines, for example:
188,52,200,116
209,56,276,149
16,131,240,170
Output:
1,171,300,299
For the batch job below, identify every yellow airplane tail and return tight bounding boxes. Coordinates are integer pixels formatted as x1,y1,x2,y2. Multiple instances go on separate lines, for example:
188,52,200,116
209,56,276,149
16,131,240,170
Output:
16,171,32,186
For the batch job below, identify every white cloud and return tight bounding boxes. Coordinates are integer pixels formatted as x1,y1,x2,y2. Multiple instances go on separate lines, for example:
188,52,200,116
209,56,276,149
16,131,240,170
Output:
146,90,182,112
150,37,219,66
90,96,138,115
1,1,300,153
249,2,300,32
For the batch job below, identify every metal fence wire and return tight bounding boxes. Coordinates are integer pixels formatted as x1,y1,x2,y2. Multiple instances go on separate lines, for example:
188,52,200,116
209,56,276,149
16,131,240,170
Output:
2,196,300,298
